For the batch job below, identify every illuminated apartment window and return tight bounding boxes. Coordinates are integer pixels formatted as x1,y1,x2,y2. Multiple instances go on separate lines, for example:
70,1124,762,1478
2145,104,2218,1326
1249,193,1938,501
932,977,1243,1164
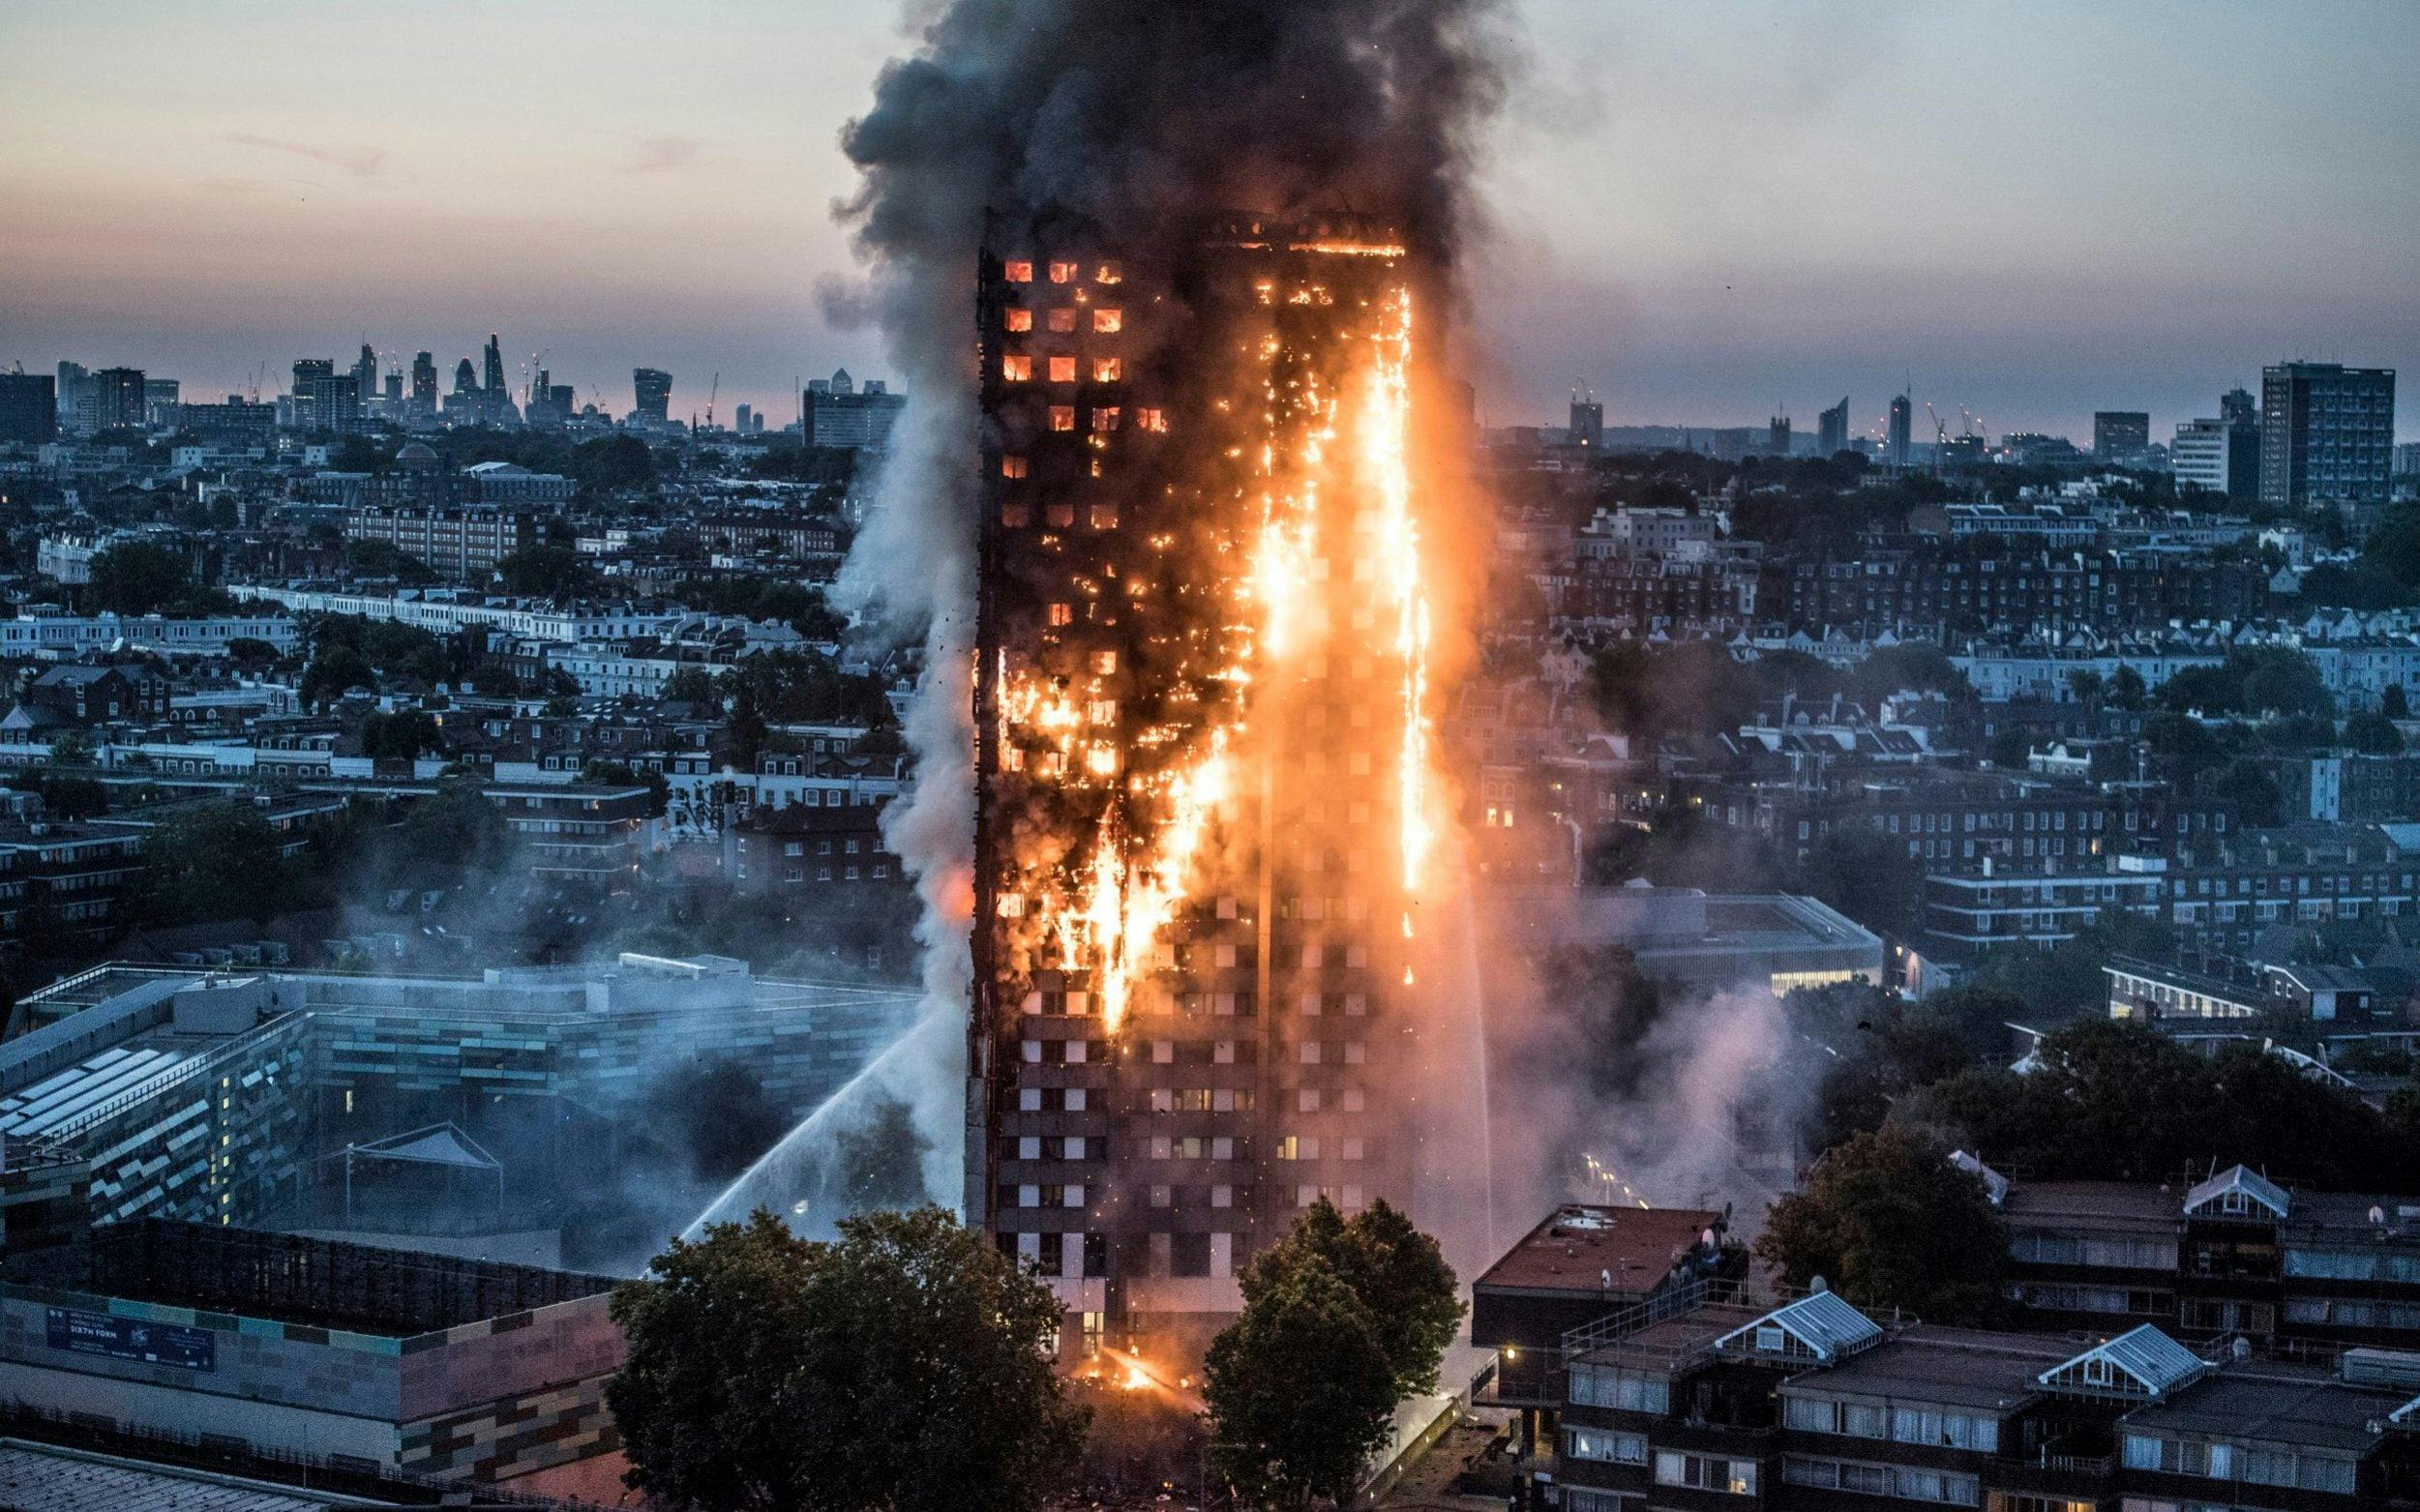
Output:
1092,358,1121,383
1093,308,1123,334
1093,262,1121,283
1002,355,1032,382
1004,259,1033,282
1136,407,1166,431
1091,407,1120,433
1003,308,1032,333
1048,260,1078,283
1047,603,1073,627
1049,405,1076,431
1048,356,1078,384
1047,308,1078,334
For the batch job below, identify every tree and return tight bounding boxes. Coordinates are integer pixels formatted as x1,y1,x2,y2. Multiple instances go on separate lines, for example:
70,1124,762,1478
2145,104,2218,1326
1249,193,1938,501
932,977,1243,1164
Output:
1205,1253,1398,1511
130,801,294,926
2387,685,2411,721
343,538,438,585
224,637,282,667
2106,665,2147,710
609,1207,1085,1512
329,435,390,473
300,644,376,707
656,1059,792,1185
359,710,443,762
2210,756,2284,828
1238,1198,1461,1399
662,666,721,706
1755,1126,2008,1325
585,759,672,816
2346,710,2405,755
571,433,656,494
381,774,512,888
494,544,598,600
86,541,193,615
2065,668,2105,704
828,1097,932,1211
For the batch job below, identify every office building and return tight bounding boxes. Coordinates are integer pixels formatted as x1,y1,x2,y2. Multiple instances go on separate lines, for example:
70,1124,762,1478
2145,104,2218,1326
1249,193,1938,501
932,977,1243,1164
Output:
2261,361,2398,508
289,358,336,432
139,377,179,427
632,367,673,424
409,350,438,421
90,368,146,431
1887,393,1911,468
2172,413,2260,501
343,505,539,578
349,341,378,410
482,333,505,397
1569,394,1604,449
805,376,906,450
1815,395,1848,458
0,372,55,444
2094,409,2151,462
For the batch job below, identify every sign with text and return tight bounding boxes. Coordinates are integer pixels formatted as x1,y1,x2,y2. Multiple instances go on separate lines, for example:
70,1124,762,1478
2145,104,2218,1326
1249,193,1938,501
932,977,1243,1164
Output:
45,1307,216,1372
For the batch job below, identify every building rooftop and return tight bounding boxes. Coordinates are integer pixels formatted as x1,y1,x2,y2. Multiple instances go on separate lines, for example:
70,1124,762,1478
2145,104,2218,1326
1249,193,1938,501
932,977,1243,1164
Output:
2001,1178,2184,1238
0,1442,334,1512
1779,1324,2069,1413
1472,1203,1721,1298
2127,1368,2402,1455
1576,1302,1763,1374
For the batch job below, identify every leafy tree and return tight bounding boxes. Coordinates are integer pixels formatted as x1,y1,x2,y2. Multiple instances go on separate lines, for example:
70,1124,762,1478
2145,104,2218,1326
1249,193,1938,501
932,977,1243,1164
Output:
343,538,438,585
2210,756,2284,827
130,801,295,926
828,1097,933,1211
86,541,193,615
300,644,376,707
2346,710,2405,755
1756,1126,2008,1325
359,710,443,762
608,1207,1085,1512
224,637,282,667
2106,665,2147,710
1907,1019,2420,1192
571,433,656,494
1810,1006,1972,1154
2065,668,2104,704
657,1058,792,1185
661,666,721,706
1848,642,1972,705
2141,712,2225,783
1239,1198,1461,1398
329,435,390,473
380,774,512,888
494,544,598,600
1985,727,2031,769
1205,1253,1398,1511
46,729,98,767
8,766,109,817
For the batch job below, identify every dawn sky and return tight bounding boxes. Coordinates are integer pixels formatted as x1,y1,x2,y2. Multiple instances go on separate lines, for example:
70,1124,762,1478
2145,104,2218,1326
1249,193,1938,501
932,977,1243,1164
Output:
3,0,2413,442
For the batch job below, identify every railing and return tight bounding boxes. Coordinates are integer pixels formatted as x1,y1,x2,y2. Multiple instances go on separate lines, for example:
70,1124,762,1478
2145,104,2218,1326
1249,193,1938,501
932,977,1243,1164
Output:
1560,1274,1746,1361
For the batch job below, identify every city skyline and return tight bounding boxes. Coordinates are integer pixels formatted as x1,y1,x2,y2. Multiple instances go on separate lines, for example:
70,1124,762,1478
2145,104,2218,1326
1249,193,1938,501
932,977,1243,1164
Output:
2,0,2414,442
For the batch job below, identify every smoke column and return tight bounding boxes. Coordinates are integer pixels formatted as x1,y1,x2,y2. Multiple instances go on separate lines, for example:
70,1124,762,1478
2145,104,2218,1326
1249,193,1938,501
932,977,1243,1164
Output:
806,0,1511,1228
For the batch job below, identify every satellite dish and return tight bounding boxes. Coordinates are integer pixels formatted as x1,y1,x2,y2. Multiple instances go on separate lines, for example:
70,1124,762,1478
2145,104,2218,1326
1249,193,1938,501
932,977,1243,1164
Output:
2372,1205,2388,1226
1809,1274,1830,1293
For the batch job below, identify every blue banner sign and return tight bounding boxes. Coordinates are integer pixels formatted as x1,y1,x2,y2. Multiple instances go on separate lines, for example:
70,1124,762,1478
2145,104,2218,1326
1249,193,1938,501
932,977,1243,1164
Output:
45,1307,216,1372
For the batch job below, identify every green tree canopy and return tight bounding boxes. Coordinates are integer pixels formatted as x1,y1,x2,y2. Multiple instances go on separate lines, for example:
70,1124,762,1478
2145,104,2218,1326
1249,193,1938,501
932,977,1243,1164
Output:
494,544,598,600
86,541,193,615
1755,1125,2008,1325
608,1207,1085,1512
1238,1197,1461,1399
130,801,297,926
1205,1252,1398,1511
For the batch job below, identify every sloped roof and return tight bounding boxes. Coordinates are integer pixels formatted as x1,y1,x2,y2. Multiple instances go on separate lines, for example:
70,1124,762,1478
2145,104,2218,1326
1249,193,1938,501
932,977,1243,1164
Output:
2184,1164,2290,1221
2038,1324,2207,1402
1712,1290,1882,1364
352,1120,499,1171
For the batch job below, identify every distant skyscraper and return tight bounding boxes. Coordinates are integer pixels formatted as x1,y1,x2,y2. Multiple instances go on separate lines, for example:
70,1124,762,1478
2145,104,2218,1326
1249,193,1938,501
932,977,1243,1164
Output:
483,334,506,396
0,372,57,443
1767,414,1791,456
409,352,439,421
2093,410,2151,462
1887,393,1912,468
633,368,673,423
2260,362,2396,508
351,343,379,411
1569,393,1603,448
1817,396,1849,458
54,362,93,430
92,367,147,430
2220,387,2256,426
733,402,755,435
453,359,479,395
141,377,180,427
291,359,336,432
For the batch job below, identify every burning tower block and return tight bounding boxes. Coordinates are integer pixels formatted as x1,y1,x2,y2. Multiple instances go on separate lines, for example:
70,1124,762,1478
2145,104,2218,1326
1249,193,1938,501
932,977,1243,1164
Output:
971,213,1437,1362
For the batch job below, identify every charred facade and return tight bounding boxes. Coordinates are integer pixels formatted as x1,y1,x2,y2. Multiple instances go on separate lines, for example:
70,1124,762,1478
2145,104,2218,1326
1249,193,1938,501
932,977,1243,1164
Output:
971,212,1431,1356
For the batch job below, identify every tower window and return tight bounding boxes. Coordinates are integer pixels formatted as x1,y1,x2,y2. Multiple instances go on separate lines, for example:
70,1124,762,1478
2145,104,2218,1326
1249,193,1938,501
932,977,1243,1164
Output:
1004,260,1033,282
1003,308,1032,333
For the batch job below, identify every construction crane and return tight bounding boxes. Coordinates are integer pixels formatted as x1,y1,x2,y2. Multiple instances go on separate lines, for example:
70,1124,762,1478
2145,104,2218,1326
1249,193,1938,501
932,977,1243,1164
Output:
703,372,720,432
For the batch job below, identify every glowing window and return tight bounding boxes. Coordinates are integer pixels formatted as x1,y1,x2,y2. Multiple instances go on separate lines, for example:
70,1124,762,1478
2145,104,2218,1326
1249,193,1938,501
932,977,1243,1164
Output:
1001,355,1032,382
1094,262,1121,284
1049,405,1076,431
1094,309,1123,334
1001,455,1028,479
1087,699,1117,724
1092,357,1121,383
1136,407,1166,432
1047,603,1073,627
1047,308,1078,333
1004,259,1033,282
1003,308,1032,333
1087,744,1119,776
1049,260,1078,283
1091,650,1118,674
1000,500,1031,527
1048,356,1077,383
1091,406,1120,432
1089,503,1119,529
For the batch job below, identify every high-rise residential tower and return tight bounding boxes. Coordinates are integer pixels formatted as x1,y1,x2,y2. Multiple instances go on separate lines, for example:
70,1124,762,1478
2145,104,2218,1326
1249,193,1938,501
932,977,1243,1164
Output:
1817,396,1849,458
970,214,1429,1362
1887,393,1912,468
91,368,147,430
